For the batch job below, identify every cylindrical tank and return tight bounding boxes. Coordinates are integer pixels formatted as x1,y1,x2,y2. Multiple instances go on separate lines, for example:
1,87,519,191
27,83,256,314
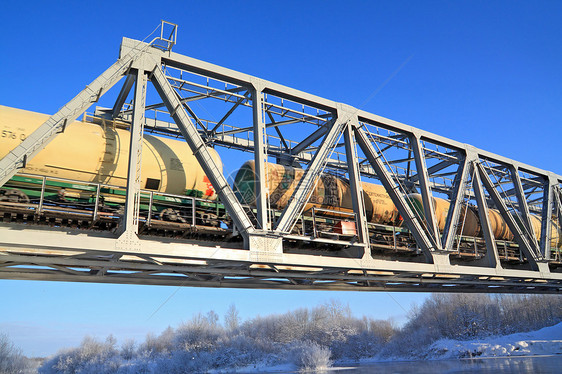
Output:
0,105,221,199
527,214,562,249
406,194,450,231
233,160,401,225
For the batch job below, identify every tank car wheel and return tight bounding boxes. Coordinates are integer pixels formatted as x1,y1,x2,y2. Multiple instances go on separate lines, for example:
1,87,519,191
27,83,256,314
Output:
0,189,30,203
160,208,187,223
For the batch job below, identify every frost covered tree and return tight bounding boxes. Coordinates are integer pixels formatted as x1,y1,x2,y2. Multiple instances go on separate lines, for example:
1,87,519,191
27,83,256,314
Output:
0,333,32,374
224,303,240,331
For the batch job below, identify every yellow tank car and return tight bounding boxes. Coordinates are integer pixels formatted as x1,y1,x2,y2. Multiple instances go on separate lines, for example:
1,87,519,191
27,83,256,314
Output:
0,105,221,199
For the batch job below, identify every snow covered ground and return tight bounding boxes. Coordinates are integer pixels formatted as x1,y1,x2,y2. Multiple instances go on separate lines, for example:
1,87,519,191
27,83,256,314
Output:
426,322,562,359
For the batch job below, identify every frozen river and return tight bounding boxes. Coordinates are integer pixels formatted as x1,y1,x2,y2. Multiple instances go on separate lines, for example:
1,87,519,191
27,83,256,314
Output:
330,355,561,373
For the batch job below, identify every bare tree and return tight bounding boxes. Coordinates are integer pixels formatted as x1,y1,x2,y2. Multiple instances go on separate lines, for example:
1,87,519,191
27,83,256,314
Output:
224,303,241,331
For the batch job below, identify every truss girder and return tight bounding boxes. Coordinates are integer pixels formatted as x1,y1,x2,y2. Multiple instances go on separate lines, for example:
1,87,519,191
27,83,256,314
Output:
1,36,562,292
150,66,255,239
0,229,560,293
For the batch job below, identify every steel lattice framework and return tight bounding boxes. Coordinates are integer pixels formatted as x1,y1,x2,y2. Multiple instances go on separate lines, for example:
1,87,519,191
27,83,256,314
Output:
1,23,561,293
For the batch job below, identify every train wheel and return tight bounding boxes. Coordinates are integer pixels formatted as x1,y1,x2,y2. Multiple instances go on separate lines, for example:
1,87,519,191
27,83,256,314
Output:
160,208,187,223
0,189,30,203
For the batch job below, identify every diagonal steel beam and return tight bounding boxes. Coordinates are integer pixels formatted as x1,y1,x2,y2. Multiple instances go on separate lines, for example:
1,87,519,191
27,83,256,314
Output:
410,134,442,249
473,164,501,268
210,91,250,133
274,118,345,233
442,156,470,250
0,41,151,187
353,127,438,262
410,159,456,183
132,86,248,114
476,162,542,269
111,73,136,119
267,112,290,151
150,66,255,240
182,101,208,134
510,166,540,250
290,119,335,156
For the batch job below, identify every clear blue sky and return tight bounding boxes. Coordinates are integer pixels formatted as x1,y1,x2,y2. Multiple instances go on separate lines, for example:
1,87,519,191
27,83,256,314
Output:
1,1,561,357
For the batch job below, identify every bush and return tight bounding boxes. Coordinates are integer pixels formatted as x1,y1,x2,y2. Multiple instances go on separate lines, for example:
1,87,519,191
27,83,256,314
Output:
291,341,332,372
40,335,120,374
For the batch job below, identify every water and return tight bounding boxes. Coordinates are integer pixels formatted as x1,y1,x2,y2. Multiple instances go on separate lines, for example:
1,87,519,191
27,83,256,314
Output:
330,355,561,373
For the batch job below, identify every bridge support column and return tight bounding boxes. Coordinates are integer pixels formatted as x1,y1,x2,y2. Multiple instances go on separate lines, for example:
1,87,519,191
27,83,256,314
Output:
251,79,269,230
116,69,147,250
343,113,370,259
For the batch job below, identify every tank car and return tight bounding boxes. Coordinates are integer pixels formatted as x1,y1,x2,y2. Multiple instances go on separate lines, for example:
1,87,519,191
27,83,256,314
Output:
234,160,562,250
233,160,401,226
0,105,221,199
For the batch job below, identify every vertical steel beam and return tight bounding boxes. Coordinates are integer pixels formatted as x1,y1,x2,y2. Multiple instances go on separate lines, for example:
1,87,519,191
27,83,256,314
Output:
476,162,542,270
354,127,438,262
0,44,149,187
442,156,469,250
275,118,345,234
410,134,442,249
554,187,562,258
472,164,501,268
119,69,146,236
344,120,369,247
510,166,539,250
252,82,269,230
540,175,556,259
150,67,255,240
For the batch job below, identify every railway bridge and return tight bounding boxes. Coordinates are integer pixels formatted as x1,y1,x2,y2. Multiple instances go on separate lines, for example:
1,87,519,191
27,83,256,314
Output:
1,23,561,293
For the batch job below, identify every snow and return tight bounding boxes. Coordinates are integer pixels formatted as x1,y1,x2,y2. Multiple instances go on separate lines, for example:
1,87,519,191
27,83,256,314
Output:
427,322,562,359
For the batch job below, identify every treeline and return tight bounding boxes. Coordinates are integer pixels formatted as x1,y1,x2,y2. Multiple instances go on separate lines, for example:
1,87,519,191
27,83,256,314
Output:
2,294,561,373
381,293,562,358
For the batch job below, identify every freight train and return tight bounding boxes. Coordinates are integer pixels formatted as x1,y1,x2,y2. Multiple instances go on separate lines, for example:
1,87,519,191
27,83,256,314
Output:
1,105,560,256
233,160,561,249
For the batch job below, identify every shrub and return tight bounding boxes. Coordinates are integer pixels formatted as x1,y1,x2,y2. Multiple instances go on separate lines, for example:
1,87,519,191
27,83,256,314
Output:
290,341,331,372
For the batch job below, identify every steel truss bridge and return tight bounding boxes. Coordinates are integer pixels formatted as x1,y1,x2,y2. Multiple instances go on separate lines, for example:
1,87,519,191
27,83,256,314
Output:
1,23,561,293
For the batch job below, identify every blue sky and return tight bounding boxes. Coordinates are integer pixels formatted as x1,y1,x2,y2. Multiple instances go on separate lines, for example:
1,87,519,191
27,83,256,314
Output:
1,1,561,357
